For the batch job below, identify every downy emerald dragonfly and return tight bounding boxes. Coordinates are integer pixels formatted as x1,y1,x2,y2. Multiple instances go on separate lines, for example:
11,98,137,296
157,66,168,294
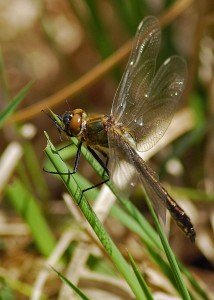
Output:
47,16,196,241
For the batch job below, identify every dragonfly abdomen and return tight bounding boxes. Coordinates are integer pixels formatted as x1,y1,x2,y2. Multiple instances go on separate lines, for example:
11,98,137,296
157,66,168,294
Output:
165,193,196,241
129,145,196,241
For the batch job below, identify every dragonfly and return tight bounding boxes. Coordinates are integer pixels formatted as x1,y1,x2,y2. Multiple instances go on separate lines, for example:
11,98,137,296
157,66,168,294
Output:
48,16,196,241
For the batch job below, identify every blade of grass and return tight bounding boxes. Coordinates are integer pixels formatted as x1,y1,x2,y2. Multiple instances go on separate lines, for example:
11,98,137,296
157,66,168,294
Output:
23,141,50,200
68,138,199,299
177,265,209,300
0,274,47,300
5,179,56,257
171,186,214,203
112,0,146,34
0,81,33,128
43,142,99,200
51,267,91,300
45,145,178,291
111,202,160,250
127,251,154,300
84,0,115,58
0,48,11,99
44,132,148,300
45,131,208,299
144,191,192,300
69,136,164,249
112,199,193,294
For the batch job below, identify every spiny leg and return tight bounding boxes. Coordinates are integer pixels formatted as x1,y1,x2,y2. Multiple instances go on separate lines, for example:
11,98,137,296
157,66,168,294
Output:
87,145,109,176
43,142,82,175
76,146,110,204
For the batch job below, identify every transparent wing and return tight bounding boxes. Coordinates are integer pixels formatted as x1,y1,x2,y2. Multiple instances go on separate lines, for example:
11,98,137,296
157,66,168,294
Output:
108,128,138,194
111,16,161,122
108,128,166,223
139,168,166,223
130,56,187,151
111,16,187,152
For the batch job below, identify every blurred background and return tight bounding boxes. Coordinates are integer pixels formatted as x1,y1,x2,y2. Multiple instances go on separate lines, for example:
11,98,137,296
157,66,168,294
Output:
0,0,214,299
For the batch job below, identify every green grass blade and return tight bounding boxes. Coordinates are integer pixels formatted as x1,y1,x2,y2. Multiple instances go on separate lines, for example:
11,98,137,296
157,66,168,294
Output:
144,192,192,300
127,252,154,300
84,0,114,58
52,267,91,300
112,194,209,299
76,137,193,296
178,264,210,300
111,203,160,249
171,186,214,203
112,0,146,34
5,179,56,257
23,141,50,200
0,48,11,99
0,281,14,300
0,81,33,128
69,138,165,250
44,132,148,300
112,200,190,292
44,116,206,298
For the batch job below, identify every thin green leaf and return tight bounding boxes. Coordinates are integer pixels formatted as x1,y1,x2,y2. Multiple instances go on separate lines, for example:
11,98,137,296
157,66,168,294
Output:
178,265,209,300
60,133,204,297
23,141,50,200
128,251,154,300
44,132,147,300
52,267,91,300
0,81,33,128
69,136,165,251
5,179,56,257
171,186,214,203
189,92,206,125
144,192,192,300
44,114,206,299
80,0,114,58
0,48,11,99
112,0,146,34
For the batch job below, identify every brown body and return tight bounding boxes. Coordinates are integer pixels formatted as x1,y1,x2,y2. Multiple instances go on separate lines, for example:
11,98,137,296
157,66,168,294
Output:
53,16,196,241
83,114,110,155
59,108,196,241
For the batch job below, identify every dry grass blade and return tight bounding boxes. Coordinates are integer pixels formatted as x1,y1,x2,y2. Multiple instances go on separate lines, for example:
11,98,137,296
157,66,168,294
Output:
0,142,23,195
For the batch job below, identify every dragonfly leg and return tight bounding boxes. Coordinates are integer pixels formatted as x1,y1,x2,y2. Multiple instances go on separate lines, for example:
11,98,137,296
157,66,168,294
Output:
43,142,82,175
57,142,74,152
87,146,109,176
45,141,110,205
77,178,109,204
73,142,82,173
76,146,110,205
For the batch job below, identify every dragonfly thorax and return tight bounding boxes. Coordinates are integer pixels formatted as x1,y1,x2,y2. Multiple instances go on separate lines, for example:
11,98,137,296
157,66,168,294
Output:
62,109,87,137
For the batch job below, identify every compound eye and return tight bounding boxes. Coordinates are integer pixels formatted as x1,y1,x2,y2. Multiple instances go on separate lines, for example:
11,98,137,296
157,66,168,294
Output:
63,113,72,126
70,113,82,135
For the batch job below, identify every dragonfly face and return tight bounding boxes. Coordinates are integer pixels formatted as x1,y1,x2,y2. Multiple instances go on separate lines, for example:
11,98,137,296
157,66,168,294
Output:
49,16,196,241
58,109,87,138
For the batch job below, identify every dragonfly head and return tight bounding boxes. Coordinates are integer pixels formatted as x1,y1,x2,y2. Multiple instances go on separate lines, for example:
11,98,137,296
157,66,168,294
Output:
62,108,86,137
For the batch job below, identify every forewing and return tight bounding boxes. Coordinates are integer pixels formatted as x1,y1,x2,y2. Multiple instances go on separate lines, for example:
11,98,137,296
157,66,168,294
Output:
111,16,187,152
111,16,161,122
